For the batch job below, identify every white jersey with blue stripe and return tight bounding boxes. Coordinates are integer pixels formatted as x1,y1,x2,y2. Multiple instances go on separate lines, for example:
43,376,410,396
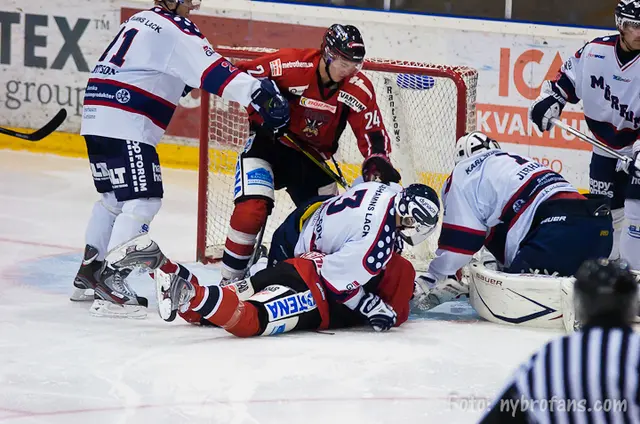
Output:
294,182,401,309
554,34,640,150
81,7,261,146
427,151,577,281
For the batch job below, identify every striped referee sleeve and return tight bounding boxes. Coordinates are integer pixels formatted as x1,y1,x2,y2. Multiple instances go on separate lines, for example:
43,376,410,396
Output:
478,327,640,424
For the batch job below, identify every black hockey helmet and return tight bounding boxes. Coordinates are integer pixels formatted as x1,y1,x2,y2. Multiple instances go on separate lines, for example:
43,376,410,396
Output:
394,184,440,246
322,24,366,63
574,258,639,326
616,0,640,28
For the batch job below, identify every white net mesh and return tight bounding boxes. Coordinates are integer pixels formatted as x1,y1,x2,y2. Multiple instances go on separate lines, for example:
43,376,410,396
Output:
197,47,478,270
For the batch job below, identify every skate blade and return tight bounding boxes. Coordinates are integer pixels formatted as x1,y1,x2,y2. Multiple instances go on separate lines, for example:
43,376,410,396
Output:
70,288,94,302
90,299,147,319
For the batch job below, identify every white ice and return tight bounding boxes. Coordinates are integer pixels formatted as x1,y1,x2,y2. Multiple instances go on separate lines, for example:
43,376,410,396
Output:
0,150,563,424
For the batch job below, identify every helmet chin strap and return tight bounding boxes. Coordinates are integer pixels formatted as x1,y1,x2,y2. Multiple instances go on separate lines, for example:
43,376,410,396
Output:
323,57,337,86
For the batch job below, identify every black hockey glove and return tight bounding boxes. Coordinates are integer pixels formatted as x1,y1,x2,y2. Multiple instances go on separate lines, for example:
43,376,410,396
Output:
362,154,401,184
529,81,566,132
250,79,290,132
357,293,397,332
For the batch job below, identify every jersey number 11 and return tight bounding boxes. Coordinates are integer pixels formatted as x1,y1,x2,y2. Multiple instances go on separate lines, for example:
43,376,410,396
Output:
99,28,140,67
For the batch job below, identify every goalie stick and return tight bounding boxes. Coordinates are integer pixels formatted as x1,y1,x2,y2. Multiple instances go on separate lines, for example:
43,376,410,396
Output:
0,109,67,142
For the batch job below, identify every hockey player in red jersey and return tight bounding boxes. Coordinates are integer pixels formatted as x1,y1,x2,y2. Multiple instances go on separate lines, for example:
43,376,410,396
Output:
221,24,401,283
101,182,440,336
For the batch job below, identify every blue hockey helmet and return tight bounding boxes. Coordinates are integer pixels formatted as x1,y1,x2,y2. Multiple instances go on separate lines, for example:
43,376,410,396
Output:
394,184,440,246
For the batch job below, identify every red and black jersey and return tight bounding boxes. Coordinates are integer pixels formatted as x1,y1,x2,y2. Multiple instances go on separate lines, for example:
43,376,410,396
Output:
237,48,391,159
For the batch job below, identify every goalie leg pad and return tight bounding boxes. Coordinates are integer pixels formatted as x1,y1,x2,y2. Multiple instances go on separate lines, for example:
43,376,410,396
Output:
468,261,569,329
222,198,270,281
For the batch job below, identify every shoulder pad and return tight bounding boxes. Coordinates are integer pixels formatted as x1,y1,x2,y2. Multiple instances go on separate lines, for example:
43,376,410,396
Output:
150,7,204,39
589,34,618,46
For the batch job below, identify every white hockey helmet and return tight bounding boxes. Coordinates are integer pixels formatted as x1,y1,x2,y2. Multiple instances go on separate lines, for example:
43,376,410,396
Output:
394,184,440,246
454,131,501,165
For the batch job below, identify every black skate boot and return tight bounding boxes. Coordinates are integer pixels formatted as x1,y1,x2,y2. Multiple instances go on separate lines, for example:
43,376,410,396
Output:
70,245,102,302
89,234,165,319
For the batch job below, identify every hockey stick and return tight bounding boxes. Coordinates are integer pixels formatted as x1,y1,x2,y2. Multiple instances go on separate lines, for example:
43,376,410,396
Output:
282,134,349,189
550,118,632,164
0,109,67,141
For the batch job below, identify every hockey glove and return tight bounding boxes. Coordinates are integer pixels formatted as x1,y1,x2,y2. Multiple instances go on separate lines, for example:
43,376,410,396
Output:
357,293,397,332
250,79,290,131
529,81,567,132
362,154,401,184
615,140,640,177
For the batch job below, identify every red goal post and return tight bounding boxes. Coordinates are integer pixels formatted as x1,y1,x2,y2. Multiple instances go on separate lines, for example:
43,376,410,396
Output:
197,47,478,267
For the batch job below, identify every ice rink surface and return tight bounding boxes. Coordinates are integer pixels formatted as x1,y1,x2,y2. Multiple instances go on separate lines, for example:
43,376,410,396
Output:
0,151,563,423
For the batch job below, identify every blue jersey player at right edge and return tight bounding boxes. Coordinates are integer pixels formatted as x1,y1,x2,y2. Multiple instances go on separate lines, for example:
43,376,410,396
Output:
72,0,289,318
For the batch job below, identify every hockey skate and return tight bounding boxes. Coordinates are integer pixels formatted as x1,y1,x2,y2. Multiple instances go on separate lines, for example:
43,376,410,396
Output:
90,234,165,319
70,245,102,302
155,268,196,322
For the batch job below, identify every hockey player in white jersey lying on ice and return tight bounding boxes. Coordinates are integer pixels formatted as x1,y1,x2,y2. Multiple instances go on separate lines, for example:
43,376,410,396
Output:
103,182,440,335
413,132,614,312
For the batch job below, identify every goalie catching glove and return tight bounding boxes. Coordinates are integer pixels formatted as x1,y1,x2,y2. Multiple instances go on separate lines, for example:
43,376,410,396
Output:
357,292,397,331
529,80,567,132
362,154,401,184
250,79,290,131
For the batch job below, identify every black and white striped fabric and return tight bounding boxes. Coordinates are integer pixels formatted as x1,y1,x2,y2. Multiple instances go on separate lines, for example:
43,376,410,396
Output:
479,326,640,424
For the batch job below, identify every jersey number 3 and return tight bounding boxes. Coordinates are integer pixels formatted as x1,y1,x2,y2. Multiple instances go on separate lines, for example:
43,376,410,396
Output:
99,28,139,67
326,189,367,215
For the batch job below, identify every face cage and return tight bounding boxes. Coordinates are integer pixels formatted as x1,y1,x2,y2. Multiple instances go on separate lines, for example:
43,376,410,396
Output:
617,16,640,30
397,216,434,247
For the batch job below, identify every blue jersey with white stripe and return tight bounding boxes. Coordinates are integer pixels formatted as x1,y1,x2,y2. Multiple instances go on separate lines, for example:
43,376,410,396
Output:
81,7,261,146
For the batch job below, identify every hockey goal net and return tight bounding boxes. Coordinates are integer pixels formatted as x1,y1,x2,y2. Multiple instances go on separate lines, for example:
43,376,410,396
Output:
197,47,478,269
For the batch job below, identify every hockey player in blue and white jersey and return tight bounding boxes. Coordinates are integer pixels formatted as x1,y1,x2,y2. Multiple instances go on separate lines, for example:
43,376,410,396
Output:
530,0,640,269
413,132,613,311
73,0,290,318
97,182,440,336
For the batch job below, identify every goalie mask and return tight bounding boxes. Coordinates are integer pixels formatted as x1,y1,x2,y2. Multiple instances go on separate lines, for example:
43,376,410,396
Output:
454,131,501,165
574,258,639,326
394,184,440,246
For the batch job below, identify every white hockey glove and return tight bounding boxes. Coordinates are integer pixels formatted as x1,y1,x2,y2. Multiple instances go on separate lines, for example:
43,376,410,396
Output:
529,80,567,132
412,274,468,311
357,293,397,332
615,140,640,177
